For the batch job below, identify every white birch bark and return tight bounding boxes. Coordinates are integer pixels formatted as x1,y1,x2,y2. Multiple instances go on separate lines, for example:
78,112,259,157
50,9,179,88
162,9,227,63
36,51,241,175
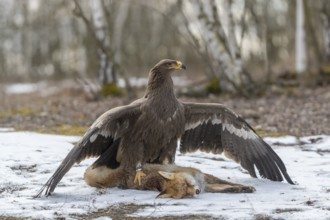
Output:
188,0,243,89
113,0,129,63
223,0,242,84
223,0,239,59
91,0,115,84
322,14,330,64
295,0,307,74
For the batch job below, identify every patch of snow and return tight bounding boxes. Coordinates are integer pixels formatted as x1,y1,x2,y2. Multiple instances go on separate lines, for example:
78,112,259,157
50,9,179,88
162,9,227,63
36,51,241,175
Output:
0,127,15,132
117,76,191,88
0,131,329,219
264,135,299,145
3,82,62,97
117,77,148,88
172,76,191,87
4,82,47,95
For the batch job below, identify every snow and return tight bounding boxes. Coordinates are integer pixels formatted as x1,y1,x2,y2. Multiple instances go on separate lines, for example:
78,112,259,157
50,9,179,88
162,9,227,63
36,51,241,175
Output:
3,82,60,97
117,76,191,88
0,127,15,132
0,131,329,219
4,82,47,94
3,76,191,96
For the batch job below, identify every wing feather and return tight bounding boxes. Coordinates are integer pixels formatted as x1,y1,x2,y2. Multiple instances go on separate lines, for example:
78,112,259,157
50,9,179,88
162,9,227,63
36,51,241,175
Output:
35,100,143,197
180,102,294,184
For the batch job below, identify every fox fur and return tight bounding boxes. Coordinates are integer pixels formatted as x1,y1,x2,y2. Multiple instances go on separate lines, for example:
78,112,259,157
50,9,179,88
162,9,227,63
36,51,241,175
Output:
84,164,255,199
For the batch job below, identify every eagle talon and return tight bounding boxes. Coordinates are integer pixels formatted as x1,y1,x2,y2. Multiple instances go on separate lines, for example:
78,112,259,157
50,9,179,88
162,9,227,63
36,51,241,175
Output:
134,171,146,186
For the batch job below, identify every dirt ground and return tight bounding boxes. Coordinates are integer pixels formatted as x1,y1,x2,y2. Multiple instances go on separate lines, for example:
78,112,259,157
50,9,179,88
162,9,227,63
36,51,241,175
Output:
1,81,329,137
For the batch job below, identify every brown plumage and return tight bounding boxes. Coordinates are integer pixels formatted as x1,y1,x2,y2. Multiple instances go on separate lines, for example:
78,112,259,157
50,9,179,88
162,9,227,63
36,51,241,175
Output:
35,59,294,197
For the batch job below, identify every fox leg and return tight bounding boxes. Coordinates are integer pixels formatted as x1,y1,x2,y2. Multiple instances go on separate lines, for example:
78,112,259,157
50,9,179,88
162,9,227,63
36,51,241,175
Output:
204,173,255,193
84,165,122,188
206,183,255,193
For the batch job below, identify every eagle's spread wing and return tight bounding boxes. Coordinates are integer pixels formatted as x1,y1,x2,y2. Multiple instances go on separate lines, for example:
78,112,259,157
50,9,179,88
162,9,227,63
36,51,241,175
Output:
35,100,143,197
180,102,294,184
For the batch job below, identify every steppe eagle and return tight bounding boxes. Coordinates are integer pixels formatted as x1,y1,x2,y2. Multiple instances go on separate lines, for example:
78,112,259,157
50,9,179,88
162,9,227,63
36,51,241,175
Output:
36,59,294,197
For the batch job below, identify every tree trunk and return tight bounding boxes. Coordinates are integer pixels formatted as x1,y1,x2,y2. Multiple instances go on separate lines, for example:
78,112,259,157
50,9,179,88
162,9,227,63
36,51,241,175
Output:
91,0,117,85
187,0,254,94
322,1,330,65
113,0,129,64
192,1,236,90
324,20,330,65
295,0,307,74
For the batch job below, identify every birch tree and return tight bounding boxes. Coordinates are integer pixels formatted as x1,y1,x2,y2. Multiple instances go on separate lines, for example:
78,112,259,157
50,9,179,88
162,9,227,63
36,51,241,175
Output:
295,0,307,74
91,0,117,85
182,0,255,95
321,0,330,66
113,0,129,64
73,0,135,98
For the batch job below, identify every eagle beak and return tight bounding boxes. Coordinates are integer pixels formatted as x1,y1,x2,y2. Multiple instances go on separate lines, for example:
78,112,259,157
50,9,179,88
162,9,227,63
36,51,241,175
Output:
177,61,186,70
170,61,186,70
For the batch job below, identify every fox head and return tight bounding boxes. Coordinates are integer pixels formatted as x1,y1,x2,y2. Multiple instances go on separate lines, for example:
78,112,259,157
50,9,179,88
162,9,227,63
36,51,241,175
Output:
156,171,202,199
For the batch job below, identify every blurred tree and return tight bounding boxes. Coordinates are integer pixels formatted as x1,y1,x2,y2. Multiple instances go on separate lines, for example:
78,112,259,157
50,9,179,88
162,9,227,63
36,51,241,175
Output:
321,0,330,66
112,0,129,64
180,0,271,96
91,0,117,85
295,0,307,74
73,0,132,98
0,0,328,95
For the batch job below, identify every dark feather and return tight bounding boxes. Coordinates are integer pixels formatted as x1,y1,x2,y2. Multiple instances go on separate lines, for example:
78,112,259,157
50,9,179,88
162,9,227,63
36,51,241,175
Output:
35,101,143,197
180,102,294,185
92,138,121,169
77,128,113,163
35,127,113,197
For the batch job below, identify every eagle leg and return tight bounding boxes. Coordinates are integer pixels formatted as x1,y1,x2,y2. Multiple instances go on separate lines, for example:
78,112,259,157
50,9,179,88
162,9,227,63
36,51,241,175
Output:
133,163,146,186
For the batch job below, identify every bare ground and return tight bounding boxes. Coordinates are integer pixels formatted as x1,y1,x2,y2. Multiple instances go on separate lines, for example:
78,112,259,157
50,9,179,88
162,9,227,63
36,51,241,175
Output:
1,81,329,137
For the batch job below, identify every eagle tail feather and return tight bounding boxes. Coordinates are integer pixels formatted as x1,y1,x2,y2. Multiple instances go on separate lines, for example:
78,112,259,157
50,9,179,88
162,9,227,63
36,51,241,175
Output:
34,145,82,198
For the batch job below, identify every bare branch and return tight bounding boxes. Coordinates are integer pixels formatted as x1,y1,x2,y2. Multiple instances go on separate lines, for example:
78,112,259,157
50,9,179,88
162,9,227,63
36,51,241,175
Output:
238,0,248,52
73,0,134,98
